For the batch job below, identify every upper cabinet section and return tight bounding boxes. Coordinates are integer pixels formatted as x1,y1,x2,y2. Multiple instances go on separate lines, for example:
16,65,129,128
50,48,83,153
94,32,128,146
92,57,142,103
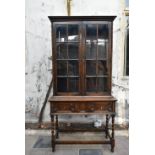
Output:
49,16,116,96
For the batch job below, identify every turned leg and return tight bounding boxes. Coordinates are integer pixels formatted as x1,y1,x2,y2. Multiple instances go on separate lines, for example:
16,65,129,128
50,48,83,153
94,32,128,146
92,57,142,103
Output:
105,114,109,138
111,114,115,152
56,115,59,138
51,115,55,152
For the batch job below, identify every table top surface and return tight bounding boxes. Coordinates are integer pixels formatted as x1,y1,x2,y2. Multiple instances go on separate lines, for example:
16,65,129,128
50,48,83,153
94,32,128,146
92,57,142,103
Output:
49,96,117,102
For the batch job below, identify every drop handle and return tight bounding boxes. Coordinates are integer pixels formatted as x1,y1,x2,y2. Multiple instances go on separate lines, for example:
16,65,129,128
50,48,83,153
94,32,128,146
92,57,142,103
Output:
69,103,76,112
89,103,96,112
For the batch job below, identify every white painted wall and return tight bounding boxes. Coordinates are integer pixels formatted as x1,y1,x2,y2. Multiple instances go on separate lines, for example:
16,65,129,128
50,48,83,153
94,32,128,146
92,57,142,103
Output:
25,0,129,125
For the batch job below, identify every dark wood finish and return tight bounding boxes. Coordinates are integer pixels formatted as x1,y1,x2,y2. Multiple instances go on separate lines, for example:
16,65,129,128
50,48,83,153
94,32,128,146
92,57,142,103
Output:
51,20,114,96
48,16,116,22
51,115,55,152
50,111,115,115
56,115,59,138
48,16,116,152
50,113,116,152
50,101,114,113
111,114,115,152
56,141,111,144
105,114,109,138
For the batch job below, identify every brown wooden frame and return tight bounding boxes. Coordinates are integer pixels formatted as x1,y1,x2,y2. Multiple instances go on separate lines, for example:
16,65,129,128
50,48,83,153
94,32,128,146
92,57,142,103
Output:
53,21,82,96
49,16,116,96
48,16,117,152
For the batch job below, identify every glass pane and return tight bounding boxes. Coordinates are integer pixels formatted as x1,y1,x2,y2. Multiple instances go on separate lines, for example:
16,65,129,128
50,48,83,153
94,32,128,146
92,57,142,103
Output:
86,24,97,42
68,60,79,75
57,78,67,92
97,77,108,92
57,61,67,75
98,41,107,59
86,60,96,75
86,77,96,92
98,60,108,75
56,43,67,59
98,24,109,41
56,25,67,42
68,25,79,41
68,43,79,59
68,78,79,92
86,42,97,59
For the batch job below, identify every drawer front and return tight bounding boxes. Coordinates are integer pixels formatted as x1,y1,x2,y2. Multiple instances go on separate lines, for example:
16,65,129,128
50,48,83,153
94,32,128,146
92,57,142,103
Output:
51,102,80,113
81,102,113,112
50,101,114,113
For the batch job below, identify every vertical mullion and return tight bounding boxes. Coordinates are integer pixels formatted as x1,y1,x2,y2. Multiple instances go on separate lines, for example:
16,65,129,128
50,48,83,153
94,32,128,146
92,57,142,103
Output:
79,23,83,95
107,22,112,93
105,33,108,92
53,23,57,95
79,22,83,95
96,24,98,93
66,24,69,92
83,23,86,95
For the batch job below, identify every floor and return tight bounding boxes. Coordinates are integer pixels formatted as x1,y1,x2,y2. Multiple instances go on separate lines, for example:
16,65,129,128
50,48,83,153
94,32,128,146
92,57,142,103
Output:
25,130,129,155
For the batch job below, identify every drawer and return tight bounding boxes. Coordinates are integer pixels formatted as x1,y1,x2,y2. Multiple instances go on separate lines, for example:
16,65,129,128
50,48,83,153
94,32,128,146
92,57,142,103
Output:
51,102,80,113
50,101,114,113
80,102,113,112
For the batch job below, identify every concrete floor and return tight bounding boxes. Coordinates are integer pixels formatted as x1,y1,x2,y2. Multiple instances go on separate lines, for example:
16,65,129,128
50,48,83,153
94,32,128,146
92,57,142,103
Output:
25,130,129,155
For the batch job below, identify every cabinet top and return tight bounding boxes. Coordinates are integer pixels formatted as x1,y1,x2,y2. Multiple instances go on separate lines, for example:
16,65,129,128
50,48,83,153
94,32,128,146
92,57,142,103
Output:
49,96,117,102
48,16,116,22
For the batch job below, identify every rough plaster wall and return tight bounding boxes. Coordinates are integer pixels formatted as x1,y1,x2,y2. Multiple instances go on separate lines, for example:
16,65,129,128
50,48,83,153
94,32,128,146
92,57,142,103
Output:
25,0,67,122
25,0,129,125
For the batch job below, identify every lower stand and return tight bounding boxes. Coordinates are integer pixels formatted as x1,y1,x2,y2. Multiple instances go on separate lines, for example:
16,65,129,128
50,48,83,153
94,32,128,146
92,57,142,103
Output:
111,114,115,152
51,115,55,152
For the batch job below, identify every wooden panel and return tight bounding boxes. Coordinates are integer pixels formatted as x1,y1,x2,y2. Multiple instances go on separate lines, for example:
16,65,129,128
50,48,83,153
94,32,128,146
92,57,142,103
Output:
50,101,114,113
49,16,117,153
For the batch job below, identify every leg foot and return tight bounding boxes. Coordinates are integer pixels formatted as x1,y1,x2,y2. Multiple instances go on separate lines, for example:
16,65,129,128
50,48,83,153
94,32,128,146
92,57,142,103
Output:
56,115,59,139
51,129,56,152
111,114,115,152
105,114,109,139
111,139,115,152
51,115,56,152
52,145,55,152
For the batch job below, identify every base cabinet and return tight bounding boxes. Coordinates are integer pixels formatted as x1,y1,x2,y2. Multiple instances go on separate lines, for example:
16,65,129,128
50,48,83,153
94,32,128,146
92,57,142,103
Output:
49,96,116,152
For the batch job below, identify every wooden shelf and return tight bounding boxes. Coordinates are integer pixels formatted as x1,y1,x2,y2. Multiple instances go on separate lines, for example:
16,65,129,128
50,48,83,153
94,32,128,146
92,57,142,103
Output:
49,96,116,102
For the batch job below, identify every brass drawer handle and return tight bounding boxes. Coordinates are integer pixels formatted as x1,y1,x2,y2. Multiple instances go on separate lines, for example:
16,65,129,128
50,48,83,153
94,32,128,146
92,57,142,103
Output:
87,103,96,112
69,103,76,112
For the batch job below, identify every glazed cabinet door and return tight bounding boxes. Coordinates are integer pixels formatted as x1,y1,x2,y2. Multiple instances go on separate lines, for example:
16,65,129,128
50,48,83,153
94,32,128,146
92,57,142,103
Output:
53,22,82,95
53,21,112,96
82,22,112,95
